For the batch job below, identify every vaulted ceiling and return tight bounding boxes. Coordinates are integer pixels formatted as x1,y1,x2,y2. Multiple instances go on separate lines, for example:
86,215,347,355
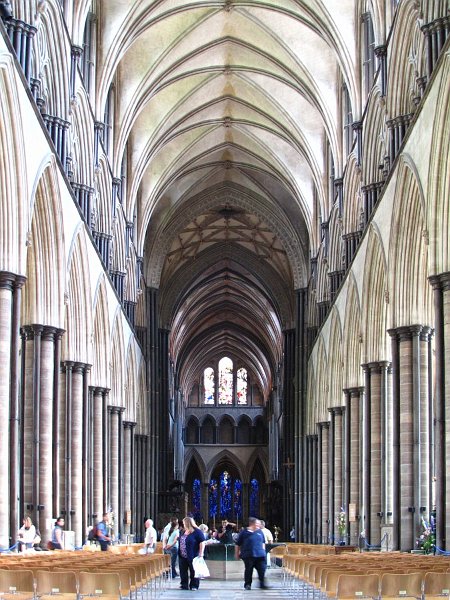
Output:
97,1,358,401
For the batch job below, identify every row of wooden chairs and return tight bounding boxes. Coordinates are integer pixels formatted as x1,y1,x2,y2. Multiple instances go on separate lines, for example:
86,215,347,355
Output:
282,552,450,599
0,551,171,600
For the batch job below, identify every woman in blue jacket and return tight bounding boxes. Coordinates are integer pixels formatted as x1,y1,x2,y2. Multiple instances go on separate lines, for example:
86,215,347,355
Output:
178,516,206,590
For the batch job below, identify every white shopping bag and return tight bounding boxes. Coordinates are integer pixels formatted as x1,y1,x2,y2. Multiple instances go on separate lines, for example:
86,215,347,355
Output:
192,556,210,578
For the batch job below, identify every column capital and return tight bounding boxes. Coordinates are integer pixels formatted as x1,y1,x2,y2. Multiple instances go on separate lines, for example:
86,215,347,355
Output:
328,406,345,416
387,324,424,340
343,386,364,397
420,326,434,342
123,421,137,429
108,405,125,415
317,421,330,431
71,44,83,59
429,271,450,291
90,386,110,396
0,271,26,290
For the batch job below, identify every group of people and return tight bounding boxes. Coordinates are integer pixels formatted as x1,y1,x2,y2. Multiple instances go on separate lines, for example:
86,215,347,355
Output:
17,515,64,552
16,512,272,591
144,515,272,591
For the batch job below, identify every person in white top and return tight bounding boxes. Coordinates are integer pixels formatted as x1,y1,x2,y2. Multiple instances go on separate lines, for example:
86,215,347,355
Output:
18,516,37,552
144,518,157,553
259,520,273,567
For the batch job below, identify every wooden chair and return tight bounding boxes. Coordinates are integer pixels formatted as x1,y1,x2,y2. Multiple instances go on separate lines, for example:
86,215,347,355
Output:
0,569,35,600
335,573,380,600
423,572,450,600
78,572,122,600
380,572,423,600
35,570,78,600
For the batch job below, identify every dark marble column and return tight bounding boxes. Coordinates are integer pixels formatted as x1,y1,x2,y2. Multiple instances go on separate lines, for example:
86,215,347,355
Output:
91,387,109,523
123,421,136,537
328,407,345,543
344,387,363,544
388,325,433,550
317,421,330,543
0,273,25,548
108,405,125,539
428,272,450,549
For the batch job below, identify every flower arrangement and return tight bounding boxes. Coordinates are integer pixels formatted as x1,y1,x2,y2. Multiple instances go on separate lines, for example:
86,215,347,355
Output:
416,516,435,554
336,507,346,538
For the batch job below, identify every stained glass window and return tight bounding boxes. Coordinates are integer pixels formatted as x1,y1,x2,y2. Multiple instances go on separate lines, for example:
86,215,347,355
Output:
193,478,201,522
220,471,232,518
218,357,233,404
236,367,247,404
209,479,218,519
234,479,242,520
204,367,215,404
250,478,259,517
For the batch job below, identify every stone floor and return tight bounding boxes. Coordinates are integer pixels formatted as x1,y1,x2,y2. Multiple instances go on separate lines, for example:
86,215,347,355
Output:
160,566,288,599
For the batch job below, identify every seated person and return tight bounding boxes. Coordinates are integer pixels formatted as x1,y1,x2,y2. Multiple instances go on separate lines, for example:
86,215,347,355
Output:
17,516,37,552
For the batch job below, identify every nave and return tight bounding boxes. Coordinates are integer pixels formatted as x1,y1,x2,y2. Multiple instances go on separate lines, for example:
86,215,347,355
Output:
162,568,284,599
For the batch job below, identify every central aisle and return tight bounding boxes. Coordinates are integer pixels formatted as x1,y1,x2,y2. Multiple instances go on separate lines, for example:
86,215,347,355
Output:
162,566,287,598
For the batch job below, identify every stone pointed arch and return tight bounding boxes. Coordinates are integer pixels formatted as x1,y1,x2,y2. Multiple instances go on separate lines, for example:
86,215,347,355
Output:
386,1,424,118
184,449,207,483
306,362,317,434
0,55,27,274
125,340,138,422
135,361,147,433
428,52,450,275
328,308,344,407
362,225,389,363
70,89,94,187
389,157,431,327
110,312,126,406
342,275,363,387
91,275,110,386
205,449,245,483
328,205,344,273
311,335,328,427
362,90,388,185
23,161,65,326
64,225,92,361
342,154,362,234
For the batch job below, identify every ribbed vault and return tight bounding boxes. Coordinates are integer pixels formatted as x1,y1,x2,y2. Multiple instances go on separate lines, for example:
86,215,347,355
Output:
97,0,358,402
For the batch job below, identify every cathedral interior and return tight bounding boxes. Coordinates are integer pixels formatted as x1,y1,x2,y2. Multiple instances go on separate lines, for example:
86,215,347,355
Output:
0,0,449,552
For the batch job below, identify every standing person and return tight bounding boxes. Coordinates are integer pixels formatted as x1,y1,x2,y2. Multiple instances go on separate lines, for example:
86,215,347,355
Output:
144,518,157,553
163,517,180,578
235,517,269,590
51,516,64,550
96,513,112,551
178,516,205,591
217,519,236,544
290,526,295,542
260,520,273,567
17,516,37,552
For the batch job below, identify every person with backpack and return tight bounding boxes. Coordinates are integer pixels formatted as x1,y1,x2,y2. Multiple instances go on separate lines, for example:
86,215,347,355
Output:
96,513,111,551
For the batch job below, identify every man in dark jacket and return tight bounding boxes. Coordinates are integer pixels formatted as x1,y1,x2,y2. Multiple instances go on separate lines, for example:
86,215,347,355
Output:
235,517,269,590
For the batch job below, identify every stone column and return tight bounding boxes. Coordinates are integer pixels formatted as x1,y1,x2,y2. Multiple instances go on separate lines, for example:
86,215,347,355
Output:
70,363,88,547
329,407,345,543
388,325,433,551
344,387,363,544
429,272,450,550
38,328,62,543
0,273,25,548
108,406,125,539
92,388,108,522
361,363,383,545
317,421,329,543
123,421,136,537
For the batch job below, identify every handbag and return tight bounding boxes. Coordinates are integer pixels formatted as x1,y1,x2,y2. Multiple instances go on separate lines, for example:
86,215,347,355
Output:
192,556,210,578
